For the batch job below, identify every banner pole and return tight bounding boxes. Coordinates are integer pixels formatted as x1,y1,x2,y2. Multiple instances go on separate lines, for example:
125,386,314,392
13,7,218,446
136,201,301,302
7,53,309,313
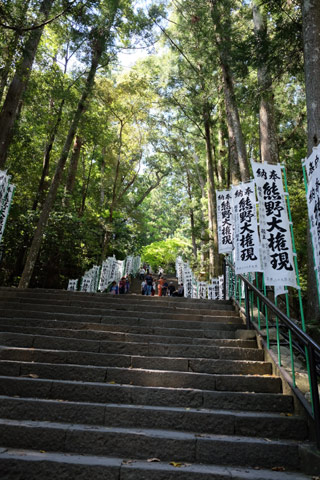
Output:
281,165,307,330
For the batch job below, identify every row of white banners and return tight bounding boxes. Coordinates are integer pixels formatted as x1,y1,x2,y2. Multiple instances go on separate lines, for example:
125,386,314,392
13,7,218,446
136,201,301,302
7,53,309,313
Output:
67,255,141,292
176,256,226,300
0,171,15,245
217,160,297,289
303,145,320,293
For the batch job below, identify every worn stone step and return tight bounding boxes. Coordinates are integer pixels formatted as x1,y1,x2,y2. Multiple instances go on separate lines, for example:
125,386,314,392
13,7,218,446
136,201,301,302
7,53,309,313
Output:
0,297,235,316
0,317,250,339
0,325,257,348
0,418,302,469
0,304,239,323
0,360,282,393
0,376,294,412
0,396,307,440
0,332,264,360
0,448,312,480
0,315,245,332
0,287,233,307
0,347,272,375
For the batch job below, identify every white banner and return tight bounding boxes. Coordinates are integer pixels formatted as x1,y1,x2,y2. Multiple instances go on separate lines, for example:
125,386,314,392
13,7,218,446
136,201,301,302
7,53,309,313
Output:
192,283,198,299
207,285,215,300
0,171,10,210
216,190,233,253
0,183,15,243
183,263,193,298
252,161,296,288
304,145,320,290
199,282,207,299
219,275,224,299
211,278,220,300
232,182,262,274
67,279,78,291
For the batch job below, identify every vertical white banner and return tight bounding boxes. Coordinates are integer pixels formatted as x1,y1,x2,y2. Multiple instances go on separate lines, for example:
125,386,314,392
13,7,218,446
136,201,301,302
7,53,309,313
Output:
0,171,10,210
304,145,320,290
67,279,78,291
252,161,296,288
232,182,262,274
199,282,207,299
216,190,233,253
0,183,15,243
211,278,220,300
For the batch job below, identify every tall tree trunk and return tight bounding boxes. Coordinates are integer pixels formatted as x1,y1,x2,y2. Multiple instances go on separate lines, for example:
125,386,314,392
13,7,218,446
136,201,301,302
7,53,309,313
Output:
0,0,31,104
64,135,82,207
33,98,65,211
203,102,218,276
186,170,197,258
252,1,278,164
219,57,250,182
18,33,107,288
0,0,54,168
193,153,208,268
78,147,94,216
208,0,250,182
302,0,320,321
100,147,106,207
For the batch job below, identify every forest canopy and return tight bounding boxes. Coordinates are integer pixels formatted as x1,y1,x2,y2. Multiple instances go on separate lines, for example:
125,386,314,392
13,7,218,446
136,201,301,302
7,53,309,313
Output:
0,0,319,321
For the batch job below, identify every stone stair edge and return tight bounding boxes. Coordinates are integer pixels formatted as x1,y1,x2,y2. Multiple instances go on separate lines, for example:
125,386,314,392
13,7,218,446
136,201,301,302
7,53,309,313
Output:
0,448,312,480
0,417,303,469
0,375,294,412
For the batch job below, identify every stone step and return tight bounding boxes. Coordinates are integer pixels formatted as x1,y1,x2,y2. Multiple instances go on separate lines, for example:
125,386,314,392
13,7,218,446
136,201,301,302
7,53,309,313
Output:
0,325,257,347
0,287,233,308
0,361,282,392
0,418,302,469
0,332,265,360
0,317,249,338
0,347,272,375
0,303,239,322
0,396,307,440
0,297,235,315
0,376,294,412
0,315,245,331
0,448,312,480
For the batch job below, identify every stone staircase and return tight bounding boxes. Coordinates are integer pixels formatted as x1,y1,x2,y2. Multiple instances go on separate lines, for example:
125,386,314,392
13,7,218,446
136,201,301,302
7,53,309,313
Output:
0,287,318,479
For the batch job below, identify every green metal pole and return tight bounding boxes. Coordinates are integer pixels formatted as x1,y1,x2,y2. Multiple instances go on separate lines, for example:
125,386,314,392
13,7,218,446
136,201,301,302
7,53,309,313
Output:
282,164,314,412
255,273,261,329
274,293,282,366
262,274,270,349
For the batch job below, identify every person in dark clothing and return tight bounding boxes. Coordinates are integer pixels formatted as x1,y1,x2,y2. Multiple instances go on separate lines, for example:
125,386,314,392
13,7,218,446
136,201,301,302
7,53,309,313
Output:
161,279,168,296
168,282,176,296
119,277,126,294
145,271,153,296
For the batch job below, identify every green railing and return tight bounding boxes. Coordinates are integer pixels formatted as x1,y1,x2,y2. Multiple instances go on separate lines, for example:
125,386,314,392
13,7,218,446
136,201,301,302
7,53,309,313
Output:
224,258,320,449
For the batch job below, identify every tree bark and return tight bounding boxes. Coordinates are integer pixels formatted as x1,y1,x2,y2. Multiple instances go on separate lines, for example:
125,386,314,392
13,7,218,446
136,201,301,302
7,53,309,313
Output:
64,135,82,205
252,1,278,164
18,33,106,288
186,170,197,258
203,102,218,276
0,0,54,168
33,98,65,211
220,57,250,182
302,0,320,321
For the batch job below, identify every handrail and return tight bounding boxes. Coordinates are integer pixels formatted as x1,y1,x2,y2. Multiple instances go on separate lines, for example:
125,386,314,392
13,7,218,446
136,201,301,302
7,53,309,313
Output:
224,258,320,449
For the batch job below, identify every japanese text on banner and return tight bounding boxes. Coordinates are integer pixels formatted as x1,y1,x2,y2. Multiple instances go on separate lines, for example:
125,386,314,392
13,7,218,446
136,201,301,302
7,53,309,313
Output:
304,145,320,289
216,190,233,253
252,161,296,288
232,181,262,274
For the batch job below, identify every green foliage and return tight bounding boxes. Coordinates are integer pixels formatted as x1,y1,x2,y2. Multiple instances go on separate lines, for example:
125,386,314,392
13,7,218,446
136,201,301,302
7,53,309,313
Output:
141,237,192,271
